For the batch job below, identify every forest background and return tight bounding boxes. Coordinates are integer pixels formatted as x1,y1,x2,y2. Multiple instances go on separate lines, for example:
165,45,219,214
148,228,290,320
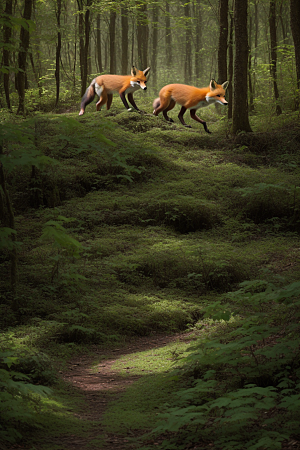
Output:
1,0,300,449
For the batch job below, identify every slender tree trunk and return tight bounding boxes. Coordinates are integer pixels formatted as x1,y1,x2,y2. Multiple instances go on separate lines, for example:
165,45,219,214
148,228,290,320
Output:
0,154,17,297
55,0,62,106
228,9,234,119
131,17,135,67
3,0,13,110
151,3,158,86
218,0,228,84
77,1,84,80
77,0,91,96
136,2,148,69
290,0,300,108
74,14,77,88
83,0,91,88
248,10,254,112
269,0,282,115
109,9,116,73
231,0,252,133
121,5,128,73
165,0,172,67
252,0,259,109
16,0,33,115
184,2,192,84
194,0,203,81
96,14,103,73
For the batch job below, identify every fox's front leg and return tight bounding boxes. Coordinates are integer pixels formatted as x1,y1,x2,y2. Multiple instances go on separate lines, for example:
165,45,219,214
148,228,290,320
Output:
119,91,133,111
190,109,211,133
127,93,142,112
178,106,191,128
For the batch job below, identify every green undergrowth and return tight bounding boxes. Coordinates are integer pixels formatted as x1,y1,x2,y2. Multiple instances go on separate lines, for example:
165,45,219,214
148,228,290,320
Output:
0,106,300,448
101,338,194,433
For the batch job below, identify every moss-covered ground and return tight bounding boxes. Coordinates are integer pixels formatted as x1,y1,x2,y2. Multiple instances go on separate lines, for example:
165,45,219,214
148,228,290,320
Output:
1,95,300,449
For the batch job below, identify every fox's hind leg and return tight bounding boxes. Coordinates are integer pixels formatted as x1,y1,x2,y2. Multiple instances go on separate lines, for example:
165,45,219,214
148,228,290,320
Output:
163,99,176,123
95,84,107,111
178,106,190,127
106,94,113,110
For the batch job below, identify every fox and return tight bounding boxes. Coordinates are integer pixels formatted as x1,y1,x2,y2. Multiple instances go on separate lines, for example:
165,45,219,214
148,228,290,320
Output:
153,79,229,133
79,66,150,116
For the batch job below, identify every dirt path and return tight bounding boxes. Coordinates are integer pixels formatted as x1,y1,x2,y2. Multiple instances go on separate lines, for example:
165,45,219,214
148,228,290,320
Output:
49,333,190,450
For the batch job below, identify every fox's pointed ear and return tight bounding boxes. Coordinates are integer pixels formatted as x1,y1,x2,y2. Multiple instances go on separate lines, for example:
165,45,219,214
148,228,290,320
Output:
210,79,217,90
143,67,151,78
222,81,229,90
131,66,137,76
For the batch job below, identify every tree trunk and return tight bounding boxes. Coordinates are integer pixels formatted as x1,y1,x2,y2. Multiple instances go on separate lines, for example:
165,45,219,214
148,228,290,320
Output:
16,0,33,115
77,0,91,96
83,0,91,88
96,14,103,73
231,0,252,133
217,0,228,84
194,0,203,81
3,0,13,110
109,8,116,73
227,10,234,119
121,5,128,73
55,0,62,107
248,9,254,111
290,0,300,108
269,0,282,115
136,2,148,69
184,2,192,84
165,0,172,67
151,3,158,86
78,0,84,80
0,151,17,297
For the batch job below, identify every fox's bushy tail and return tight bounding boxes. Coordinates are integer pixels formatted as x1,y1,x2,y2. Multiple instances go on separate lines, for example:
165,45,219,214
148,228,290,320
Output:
79,80,96,116
153,97,160,112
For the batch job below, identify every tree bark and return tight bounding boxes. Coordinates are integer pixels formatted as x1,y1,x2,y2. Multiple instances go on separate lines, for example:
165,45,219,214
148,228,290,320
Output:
96,14,103,73
184,2,192,84
3,0,13,110
16,0,33,115
109,8,116,73
231,0,252,134
217,0,228,84
290,0,300,108
269,0,282,115
136,2,148,69
77,0,91,96
55,0,62,106
165,0,172,67
121,5,128,73
0,151,17,297
151,3,158,86
227,10,234,119
194,0,203,81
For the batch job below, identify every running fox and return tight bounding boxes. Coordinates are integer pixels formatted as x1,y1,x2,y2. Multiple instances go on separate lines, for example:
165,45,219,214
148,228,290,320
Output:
79,66,150,116
153,79,229,133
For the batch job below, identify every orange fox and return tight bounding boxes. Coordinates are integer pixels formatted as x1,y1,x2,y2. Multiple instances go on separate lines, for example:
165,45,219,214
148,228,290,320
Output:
153,79,229,133
79,66,150,116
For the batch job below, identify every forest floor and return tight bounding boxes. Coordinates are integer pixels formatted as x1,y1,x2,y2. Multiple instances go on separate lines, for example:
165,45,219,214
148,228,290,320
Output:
9,332,194,450
2,108,300,450
57,333,182,450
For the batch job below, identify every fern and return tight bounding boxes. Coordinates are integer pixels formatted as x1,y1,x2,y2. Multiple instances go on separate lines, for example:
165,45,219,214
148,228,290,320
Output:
148,280,300,449
0,350,52,444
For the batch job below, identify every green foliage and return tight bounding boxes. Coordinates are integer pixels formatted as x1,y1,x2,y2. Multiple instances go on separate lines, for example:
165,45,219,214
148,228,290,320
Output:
148,280,300,449
0,348,52,444
40,215,86,283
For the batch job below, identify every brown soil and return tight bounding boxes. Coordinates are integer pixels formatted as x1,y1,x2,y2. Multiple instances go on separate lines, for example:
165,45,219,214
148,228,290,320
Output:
46,333,190,450
6,332,300,450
